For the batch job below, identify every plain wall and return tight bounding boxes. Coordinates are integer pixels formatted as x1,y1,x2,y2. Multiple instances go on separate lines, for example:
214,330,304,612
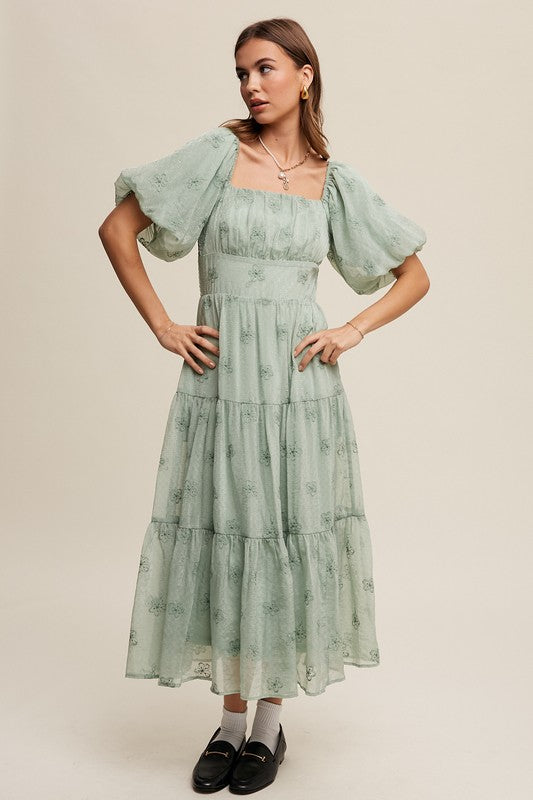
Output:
2,1,532,798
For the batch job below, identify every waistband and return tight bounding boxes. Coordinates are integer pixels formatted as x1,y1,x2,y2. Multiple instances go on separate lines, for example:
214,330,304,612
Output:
198,251,319,300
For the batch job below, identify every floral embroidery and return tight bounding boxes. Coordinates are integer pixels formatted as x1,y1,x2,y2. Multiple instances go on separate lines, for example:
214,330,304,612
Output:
258,446,271,466
139,555,150,572
240,326,255,344
147,595,166,616
247,264,265,284
259,364,274,380
266,677,283,693
159,676,176,687
242,480,258,499
167,602,186,617
241,404,259,423
276,323,289,340
220,356,234,374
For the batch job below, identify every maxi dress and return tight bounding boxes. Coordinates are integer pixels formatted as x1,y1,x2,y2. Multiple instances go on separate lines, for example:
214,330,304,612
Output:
114,124,427,700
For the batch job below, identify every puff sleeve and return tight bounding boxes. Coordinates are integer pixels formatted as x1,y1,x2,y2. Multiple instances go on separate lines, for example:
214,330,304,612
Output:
325,161,427,295
113,126,237,261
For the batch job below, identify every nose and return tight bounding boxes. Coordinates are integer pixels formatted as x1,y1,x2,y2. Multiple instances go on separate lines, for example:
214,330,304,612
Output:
244,73,261,97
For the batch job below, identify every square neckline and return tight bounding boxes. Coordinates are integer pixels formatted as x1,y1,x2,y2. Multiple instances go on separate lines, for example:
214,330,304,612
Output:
222,126,332,204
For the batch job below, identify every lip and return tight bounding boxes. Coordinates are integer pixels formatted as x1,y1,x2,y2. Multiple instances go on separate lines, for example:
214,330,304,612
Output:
250,101,268,110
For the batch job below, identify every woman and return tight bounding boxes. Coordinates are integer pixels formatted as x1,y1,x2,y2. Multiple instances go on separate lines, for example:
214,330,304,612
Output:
99,17,429,796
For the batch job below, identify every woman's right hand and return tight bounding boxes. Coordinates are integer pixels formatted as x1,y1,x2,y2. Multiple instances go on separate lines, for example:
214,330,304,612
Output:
156,323,220,375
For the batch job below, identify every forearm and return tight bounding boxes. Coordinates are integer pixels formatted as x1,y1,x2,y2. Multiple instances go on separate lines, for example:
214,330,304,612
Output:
98,224,172,340
346,257,430,337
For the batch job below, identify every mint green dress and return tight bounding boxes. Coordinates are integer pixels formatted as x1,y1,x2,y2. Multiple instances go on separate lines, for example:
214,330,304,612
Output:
114,125,426,700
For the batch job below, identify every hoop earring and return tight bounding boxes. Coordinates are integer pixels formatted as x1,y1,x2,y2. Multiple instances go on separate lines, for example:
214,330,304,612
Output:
300,85,309,100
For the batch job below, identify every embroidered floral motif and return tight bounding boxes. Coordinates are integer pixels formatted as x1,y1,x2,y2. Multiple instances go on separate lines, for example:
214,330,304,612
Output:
247,264,265,284
147,595,166,616
167,602,186,618
258,446,271,466
139,555,150,572
259,364,274,380
220,356,234,374
242,480,258,499
241,404,259,423
266,677,283,693
240,326,255,344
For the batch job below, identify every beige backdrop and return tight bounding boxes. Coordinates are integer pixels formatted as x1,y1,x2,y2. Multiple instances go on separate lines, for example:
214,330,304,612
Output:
3,1,532,798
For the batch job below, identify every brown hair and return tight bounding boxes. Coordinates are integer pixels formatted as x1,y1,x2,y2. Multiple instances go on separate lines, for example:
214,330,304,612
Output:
220,17,330,161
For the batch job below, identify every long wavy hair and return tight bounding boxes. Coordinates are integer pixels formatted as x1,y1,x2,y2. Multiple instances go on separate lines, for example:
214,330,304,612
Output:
220,17,330,161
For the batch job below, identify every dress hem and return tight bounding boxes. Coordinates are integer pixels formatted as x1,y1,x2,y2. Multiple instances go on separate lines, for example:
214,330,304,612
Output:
124,660,380,701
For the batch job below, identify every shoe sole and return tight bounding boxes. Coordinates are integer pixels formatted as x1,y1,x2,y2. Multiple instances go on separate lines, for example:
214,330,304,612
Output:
192,784,229,793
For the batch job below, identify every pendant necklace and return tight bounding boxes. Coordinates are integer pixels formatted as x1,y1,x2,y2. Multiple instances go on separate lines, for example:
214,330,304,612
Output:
257,135,311,191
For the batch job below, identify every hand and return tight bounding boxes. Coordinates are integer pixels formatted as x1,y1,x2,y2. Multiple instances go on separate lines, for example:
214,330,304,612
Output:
156,322,220,375
293,324,364,372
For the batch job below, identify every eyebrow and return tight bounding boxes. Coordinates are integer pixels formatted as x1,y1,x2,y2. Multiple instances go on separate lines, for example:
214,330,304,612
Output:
235,58,276,73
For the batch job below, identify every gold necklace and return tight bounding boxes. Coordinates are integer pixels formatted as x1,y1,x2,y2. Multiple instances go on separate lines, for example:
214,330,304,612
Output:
257,135,311,191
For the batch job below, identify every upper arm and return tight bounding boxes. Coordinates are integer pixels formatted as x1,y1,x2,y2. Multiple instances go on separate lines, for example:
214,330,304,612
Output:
390,252,430,287
99,192,153,237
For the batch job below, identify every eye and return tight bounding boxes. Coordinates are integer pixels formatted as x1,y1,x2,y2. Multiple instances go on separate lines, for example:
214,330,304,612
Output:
236,65,272,81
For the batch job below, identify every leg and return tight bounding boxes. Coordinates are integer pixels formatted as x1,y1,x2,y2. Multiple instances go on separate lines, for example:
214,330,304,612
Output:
223,692,248,712
211,693,248,749
248,697,283,754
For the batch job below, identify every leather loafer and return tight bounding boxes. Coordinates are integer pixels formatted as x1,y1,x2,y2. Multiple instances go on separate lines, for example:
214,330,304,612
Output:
228,723,286,794
191,726,246,793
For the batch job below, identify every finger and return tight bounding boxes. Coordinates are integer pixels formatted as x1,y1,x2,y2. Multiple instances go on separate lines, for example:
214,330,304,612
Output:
320,343,335,363
188,343,217,368
192,334,220,357
329,347,343,365
182,353,205,375
195,325,220,339
298,345,320,371
293,329,323,357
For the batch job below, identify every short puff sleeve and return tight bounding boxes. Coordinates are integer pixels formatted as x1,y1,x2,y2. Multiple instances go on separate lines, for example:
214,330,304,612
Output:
325,161,427,294
114,126,236,261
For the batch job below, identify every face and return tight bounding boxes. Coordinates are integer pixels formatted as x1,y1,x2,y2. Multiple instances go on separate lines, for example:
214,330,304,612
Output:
235,38,313,125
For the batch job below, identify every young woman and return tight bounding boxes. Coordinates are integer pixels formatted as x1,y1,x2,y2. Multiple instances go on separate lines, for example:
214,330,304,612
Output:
99,17,429,796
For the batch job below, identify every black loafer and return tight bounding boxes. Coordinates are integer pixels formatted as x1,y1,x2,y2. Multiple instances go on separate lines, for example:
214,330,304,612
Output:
191,726,246,793
228,723,286,794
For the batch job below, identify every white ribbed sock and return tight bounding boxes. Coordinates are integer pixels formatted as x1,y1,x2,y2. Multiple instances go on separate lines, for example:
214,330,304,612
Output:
249,699,282,755
211,705,248,751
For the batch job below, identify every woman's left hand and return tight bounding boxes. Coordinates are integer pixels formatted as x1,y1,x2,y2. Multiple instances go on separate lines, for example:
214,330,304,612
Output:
293,323,364,372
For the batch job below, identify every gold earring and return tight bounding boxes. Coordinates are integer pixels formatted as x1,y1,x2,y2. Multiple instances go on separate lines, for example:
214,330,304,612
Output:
300,85,309,100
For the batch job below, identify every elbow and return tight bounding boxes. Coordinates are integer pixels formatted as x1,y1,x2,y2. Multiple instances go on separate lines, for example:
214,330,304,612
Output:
98,219,119,244
98,221,110,241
